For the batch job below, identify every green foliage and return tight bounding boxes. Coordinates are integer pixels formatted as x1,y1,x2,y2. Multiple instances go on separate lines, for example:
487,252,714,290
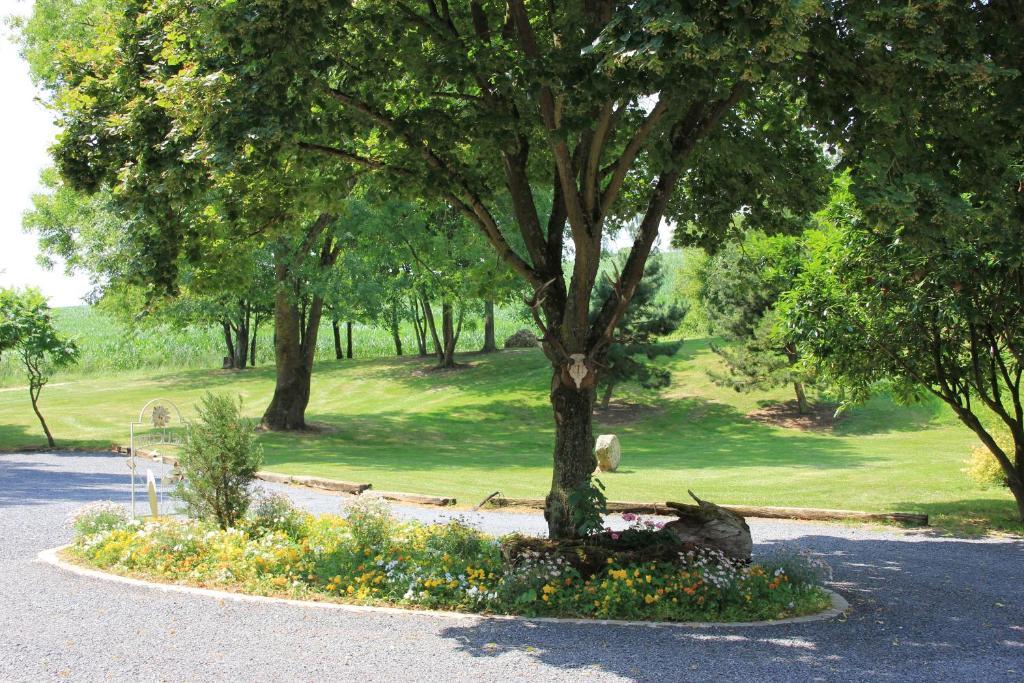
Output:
965,447,1009,489
0,288,80,445
71,512,831,622
783,175,1024,509
175,393,263,529
700,232,814,408
244,492,310,540
568,477,608,537
67,501,133,537
0,303,526,385
592,255,685,406
790,2,1024,514
342,497,396,551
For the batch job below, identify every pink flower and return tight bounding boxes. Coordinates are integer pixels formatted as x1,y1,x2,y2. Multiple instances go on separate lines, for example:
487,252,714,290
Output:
621,513,637,522
611,532,620,540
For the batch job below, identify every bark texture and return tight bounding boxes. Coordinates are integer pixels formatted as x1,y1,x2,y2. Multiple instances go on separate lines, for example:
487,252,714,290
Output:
262,215,338,430
544,372,598,539
481,300,497,352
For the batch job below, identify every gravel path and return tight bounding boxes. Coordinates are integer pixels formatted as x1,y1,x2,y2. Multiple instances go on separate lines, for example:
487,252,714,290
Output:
1,451,1022,682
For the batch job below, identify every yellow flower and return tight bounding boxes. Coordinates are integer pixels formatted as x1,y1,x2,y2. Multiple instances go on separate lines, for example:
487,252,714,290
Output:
625,579,633,588
542,594,549,602
644,594,656,605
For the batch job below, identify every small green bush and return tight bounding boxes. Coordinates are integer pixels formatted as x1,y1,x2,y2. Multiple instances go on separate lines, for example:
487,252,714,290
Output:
175,392,263,529
760,545,833,586
245,491,309,540
67,501,132,536
343,497,396,550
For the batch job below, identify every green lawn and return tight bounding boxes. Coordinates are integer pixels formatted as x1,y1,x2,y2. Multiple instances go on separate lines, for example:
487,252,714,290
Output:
0,340,1018,535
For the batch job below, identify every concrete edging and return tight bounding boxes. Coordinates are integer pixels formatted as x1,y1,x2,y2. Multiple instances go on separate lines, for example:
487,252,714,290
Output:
37,545,849,630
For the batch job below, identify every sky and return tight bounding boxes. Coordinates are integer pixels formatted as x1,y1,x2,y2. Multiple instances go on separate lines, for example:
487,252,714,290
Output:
0,0,91,306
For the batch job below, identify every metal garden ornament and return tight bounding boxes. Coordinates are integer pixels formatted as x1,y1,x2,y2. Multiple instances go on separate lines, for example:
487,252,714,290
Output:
129,398,186,518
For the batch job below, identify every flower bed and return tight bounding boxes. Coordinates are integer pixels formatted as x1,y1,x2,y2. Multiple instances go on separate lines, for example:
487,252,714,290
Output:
66,497,832,623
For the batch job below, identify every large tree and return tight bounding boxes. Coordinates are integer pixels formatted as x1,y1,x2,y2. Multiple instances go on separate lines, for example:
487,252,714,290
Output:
18,0,360,430
784,2,1024,519
152,0,827,537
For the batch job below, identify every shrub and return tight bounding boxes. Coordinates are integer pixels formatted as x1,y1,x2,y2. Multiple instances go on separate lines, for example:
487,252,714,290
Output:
759,545,833,586
175,393,263,529
245,491,309,540
67,501,132,536
343,497,395,550
964,430,1012,488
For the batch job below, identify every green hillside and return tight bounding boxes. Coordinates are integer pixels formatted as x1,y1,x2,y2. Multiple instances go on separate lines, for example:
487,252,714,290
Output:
1,335,1015,534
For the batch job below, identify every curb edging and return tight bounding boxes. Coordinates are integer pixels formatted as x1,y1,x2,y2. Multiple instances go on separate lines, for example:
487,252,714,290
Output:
37,545,849,629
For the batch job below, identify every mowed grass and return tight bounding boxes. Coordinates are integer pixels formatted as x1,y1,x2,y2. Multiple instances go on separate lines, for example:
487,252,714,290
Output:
1,338,1018,535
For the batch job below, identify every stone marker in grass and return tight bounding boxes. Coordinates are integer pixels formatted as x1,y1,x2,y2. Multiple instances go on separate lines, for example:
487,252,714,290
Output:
594,434,621,473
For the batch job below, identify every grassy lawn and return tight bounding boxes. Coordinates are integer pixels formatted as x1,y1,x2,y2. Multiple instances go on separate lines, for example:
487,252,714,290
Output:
0,340,1018,535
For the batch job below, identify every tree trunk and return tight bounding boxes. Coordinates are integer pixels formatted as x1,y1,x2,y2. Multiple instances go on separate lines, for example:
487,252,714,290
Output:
481,300,497,353
390,304,403,356
439,301,457,368
249,318,259,367
411,297,427,356
1011,478,1024,522
545,373,598,539
221,321,235,367
422,295,443,365
346,321,353,359
233,324,249,369
232,304,249,369
600,382,614,410
794,381,808,414
332,319,343,360
262,238,331,430
29,383,55,448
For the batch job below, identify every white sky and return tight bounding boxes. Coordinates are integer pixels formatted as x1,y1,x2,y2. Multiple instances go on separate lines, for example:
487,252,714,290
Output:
0,0,90,306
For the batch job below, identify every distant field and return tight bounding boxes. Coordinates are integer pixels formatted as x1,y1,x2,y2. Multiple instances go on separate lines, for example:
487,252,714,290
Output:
0,303,529,385
0,338,1016,536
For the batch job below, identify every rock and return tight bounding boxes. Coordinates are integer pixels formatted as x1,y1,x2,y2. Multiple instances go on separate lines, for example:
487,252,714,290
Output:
663,491,752,561
594,434,621,472
503,328,538,348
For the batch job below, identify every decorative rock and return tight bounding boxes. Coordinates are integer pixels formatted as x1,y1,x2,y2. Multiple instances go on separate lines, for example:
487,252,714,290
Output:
663,491,753,561
503,328,538,348
594,434,621,472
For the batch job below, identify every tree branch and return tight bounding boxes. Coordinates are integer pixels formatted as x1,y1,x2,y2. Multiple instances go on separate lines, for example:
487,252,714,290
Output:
598,98,669,219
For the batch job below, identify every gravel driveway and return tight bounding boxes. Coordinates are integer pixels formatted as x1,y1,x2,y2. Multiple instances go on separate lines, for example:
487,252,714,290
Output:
1,451,1021,682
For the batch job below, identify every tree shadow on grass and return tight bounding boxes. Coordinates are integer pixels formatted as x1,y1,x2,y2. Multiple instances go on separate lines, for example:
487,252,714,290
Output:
831,394,949,437
260,395,875,477
435,532,1024,682
0,422,114,454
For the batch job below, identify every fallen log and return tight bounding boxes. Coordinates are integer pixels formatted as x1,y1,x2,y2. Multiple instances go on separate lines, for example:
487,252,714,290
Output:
483,496,928,526
365,490,455,506
664,492,752,560
683,504,929,526
286,475,371,495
